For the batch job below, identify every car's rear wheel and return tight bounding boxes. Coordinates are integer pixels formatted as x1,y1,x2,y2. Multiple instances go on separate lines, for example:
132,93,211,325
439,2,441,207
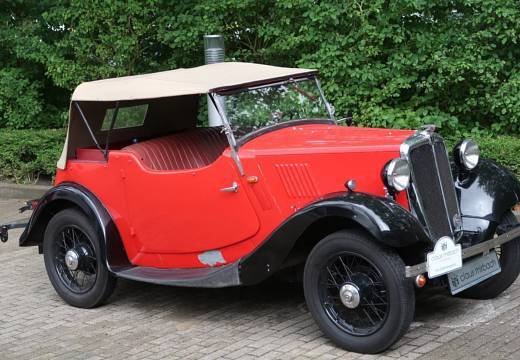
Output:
458,211,519,299
43,208,116,308
303,230,414,354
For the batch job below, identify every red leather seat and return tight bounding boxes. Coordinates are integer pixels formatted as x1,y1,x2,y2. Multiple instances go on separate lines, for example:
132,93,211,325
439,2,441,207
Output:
122,127,228,170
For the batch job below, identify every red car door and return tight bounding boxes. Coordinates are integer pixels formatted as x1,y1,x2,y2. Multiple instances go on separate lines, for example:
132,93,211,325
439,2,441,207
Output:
122,154,259,255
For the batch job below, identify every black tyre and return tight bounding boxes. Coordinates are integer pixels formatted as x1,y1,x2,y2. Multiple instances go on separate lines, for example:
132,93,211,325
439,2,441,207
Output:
458,211,519,299
303,230,414,354
43,208,116,308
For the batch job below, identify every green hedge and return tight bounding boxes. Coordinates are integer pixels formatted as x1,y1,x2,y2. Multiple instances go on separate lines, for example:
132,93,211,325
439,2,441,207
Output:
0,129,65,183
3,1,520,136
0,128,517,183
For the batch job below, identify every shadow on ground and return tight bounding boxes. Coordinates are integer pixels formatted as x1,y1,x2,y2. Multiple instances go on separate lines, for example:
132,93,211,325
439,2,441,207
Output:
109,277,503,330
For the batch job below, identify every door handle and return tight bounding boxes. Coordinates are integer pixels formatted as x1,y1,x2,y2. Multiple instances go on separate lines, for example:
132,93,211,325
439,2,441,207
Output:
220,182,239,193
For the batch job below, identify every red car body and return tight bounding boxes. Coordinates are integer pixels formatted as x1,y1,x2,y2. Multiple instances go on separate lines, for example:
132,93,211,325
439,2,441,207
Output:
55,125,414,269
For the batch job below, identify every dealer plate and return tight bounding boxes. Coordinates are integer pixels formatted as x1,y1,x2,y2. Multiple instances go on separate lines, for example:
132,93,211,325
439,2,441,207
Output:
448,251,501,295
427,236,462,278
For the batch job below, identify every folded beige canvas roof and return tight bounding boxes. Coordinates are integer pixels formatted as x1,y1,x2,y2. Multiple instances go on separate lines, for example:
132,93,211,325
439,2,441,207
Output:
71,62,316,101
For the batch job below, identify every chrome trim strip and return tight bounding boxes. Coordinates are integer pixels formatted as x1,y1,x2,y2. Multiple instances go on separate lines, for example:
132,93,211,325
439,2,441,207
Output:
434,134,463,234
430,134,455,235
400,132,433,236
405,226,520,278
314,77,336,122
209,93,245,176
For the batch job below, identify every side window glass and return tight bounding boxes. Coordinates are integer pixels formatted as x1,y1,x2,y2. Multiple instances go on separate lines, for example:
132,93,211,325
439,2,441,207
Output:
101,104,148,130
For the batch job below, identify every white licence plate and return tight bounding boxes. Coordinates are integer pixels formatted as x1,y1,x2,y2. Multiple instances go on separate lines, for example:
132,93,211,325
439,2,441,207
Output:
448,251,501,295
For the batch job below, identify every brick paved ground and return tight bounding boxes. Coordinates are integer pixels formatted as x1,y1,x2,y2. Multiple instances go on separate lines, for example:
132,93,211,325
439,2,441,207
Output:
1,199,519,359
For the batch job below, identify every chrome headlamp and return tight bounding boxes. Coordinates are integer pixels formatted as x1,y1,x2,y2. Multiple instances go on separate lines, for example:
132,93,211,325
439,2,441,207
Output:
383,158,411,192
454,139,479,170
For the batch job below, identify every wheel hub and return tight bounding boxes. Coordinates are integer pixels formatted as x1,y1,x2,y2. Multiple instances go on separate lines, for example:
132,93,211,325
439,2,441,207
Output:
64,249,80,271
339,283,360,309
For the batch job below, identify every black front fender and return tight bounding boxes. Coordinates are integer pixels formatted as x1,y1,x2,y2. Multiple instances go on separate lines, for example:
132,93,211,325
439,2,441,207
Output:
455,159,520,243
239,192,430,285
20,182,131,272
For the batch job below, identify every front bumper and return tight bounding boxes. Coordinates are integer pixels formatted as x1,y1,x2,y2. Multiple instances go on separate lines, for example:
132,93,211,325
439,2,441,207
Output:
405,225,520,278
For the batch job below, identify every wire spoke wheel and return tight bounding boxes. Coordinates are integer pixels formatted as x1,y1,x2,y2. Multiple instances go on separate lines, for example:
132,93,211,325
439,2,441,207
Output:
318,252,389,336
44,208,116,308
53,225,97,294
304,230,414,353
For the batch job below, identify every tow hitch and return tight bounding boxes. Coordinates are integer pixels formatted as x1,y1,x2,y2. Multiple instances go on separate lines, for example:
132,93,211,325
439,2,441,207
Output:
1,219,30,242
0,199,37,243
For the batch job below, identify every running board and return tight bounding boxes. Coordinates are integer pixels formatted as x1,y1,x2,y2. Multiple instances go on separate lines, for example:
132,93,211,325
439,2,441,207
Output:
112,262,241,288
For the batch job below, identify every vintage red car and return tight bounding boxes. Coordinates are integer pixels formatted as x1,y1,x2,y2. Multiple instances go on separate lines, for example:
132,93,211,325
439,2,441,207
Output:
2,62,519,353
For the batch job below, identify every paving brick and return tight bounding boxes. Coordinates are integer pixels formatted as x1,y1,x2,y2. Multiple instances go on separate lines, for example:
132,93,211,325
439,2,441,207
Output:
417,302,520,359
413,341,444,354
408,334,438,347
0,200,519,360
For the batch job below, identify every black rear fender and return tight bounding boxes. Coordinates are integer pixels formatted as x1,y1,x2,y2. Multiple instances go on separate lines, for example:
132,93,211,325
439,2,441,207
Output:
20,182,131,272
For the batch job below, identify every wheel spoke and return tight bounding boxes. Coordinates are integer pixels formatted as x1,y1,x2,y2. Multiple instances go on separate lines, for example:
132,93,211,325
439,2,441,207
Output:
319,252,389,336
80,272,87,288
361,302,387,306
362,308,376,326
347,255,358,271
332,263,347,283
53,225,97,294
362,299,385,321
326,266,340,287
61,232,68,250
71,229,78,247
370,289,388,304
338,256,353,281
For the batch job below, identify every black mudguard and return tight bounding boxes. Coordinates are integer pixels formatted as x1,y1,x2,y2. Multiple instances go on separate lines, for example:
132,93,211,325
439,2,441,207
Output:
20,182,131,272
455,159,520,243
239,192,430,285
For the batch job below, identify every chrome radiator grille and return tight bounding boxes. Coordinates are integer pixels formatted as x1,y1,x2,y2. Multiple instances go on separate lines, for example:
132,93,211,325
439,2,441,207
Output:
402,133,461,242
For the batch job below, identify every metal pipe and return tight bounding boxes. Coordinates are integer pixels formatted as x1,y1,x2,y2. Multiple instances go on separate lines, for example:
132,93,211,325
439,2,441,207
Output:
204,35,225,63
204,35,225,126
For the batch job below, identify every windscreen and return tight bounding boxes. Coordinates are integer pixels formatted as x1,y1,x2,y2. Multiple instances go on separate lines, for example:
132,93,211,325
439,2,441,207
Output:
221,78,331,138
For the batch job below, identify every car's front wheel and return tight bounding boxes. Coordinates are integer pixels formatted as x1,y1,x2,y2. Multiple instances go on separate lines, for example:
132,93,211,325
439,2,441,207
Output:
303,230,415,354
43,208,116,308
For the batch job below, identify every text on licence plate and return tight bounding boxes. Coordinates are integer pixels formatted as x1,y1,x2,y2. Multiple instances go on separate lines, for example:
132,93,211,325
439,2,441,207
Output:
448,251,501,295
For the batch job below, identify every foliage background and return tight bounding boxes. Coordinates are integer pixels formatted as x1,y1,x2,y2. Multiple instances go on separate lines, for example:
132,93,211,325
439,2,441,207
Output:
0,0,519,181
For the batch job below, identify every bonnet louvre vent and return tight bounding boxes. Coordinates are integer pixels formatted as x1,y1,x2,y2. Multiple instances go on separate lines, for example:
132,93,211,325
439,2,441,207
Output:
275,163,318,199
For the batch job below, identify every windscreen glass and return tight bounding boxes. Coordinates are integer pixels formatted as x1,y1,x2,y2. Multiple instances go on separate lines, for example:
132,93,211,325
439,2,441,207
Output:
221,78,331,138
